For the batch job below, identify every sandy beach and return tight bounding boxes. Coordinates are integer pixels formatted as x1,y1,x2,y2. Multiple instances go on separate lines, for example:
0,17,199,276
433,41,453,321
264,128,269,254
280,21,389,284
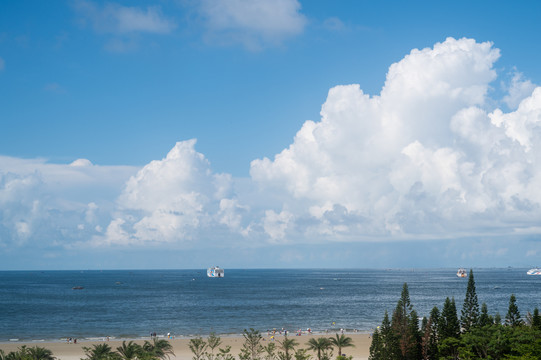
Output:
0,333,371,360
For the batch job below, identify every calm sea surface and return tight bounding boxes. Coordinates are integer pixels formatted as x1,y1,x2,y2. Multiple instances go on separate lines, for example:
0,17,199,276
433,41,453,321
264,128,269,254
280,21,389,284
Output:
1,268,540,342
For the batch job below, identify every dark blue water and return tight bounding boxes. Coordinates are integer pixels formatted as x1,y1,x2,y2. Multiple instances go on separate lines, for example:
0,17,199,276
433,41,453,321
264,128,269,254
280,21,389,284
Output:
1,268,540,342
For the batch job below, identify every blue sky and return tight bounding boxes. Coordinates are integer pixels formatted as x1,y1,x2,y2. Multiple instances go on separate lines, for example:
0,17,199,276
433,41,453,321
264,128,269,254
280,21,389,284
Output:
1,0,541,270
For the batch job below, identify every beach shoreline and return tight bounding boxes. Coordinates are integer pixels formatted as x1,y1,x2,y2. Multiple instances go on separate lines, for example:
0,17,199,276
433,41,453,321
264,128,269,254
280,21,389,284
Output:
0,333,371,360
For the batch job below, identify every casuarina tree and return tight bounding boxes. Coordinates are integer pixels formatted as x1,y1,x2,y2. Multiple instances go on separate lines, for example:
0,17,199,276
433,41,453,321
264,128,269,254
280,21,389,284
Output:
505,294,522,327
391,283,419,359
461,269,479,332
439,297,460,340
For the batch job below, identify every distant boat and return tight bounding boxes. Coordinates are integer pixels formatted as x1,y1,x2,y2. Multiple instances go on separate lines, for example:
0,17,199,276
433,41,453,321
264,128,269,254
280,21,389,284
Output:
527,268,541,275
207,266,224,278
72,286,84,290
457,268,467,278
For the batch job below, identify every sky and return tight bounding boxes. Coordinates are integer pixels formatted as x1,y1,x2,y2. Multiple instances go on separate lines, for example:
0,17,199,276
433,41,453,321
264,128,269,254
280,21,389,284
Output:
1,0,541,270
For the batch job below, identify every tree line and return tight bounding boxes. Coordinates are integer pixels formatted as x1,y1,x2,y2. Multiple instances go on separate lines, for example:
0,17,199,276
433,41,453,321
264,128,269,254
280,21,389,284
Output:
188,330,354,360
0,338,174,360
369,269,541,359
0,331,356,360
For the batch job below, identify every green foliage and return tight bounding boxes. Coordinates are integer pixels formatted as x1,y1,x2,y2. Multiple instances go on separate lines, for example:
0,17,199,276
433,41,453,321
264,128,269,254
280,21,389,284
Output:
0,346,56,360
329,334,354,357
438,337,460,360
368,329,382,360
262,343,277,360
505,294,523,327
391,283,418,359
80,340,177,360
277,335,298,360
292,349,310,360
306,338,332,360
189,337,208,360
494,312,502,325
370,277,541,360
216,346,235,360
478,303,491,327
380,310,398,359
239,329,263,360
532,307,541,330
142,338,175,360
421,309,439,360
439,297,460,340
116,341,142,360
205,333,223,360
82,343,119,360
460,269,479,332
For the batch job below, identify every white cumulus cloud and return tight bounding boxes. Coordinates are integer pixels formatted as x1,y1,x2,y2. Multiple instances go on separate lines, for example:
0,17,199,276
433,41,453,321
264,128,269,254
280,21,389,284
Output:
0,155,137,247
97,140,238,246
2,37,541,254
250,37,541,241
502,71,537,110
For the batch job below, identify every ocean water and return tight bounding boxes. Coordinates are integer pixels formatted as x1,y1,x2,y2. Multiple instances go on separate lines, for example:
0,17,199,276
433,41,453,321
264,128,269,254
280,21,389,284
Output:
0,268,540,342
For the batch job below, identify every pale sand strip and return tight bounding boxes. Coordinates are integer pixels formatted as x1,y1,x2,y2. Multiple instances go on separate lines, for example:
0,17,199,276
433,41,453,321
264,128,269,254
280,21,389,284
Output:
0,334,371,360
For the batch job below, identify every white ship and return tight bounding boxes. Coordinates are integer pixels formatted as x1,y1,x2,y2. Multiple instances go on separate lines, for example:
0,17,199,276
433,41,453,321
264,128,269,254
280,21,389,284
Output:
527,268,541,275
207,266,224,278
457,268,467,278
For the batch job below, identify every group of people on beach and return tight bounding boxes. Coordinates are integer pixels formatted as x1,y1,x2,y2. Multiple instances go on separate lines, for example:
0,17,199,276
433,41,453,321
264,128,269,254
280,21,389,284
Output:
66,337,77,344
150,332,174,339
267,327,313,339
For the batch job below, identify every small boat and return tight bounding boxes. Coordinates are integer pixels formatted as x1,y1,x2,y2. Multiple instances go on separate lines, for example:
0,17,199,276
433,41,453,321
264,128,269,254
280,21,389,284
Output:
527,268,541,275
207,266,224,278
456,268,467,278
72,286,84,290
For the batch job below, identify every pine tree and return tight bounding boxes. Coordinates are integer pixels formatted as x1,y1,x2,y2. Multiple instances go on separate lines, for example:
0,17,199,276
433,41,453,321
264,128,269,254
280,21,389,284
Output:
409,310,421,360
439,297,460,340
420,317,428,336
479,302,491,327
391,283,417,359
380,310,398,360
494,312,502,325
532,308,541,330
505,294,522,327
461,269,479,332
368,328,382,360
438,299,460,360
426,307,440,359
240,328,263,360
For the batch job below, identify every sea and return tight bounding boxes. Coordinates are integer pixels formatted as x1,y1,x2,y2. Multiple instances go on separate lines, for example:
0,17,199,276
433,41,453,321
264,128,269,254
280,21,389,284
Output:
1,268,540,343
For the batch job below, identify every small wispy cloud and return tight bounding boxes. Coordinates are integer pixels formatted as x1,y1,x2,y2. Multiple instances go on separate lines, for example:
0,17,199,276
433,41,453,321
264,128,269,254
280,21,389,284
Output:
73,0,176,34
72,0,176,51
44,82,66,93
323,17,346,32
194,0,307,50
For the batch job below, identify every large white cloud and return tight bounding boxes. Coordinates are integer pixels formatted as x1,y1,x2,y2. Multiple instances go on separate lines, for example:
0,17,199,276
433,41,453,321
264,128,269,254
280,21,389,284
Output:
2,37,541,253
251,37,541,241
96,140,241,246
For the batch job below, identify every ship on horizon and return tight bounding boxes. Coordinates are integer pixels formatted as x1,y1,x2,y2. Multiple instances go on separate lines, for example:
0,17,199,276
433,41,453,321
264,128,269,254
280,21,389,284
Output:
207,266,224,278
